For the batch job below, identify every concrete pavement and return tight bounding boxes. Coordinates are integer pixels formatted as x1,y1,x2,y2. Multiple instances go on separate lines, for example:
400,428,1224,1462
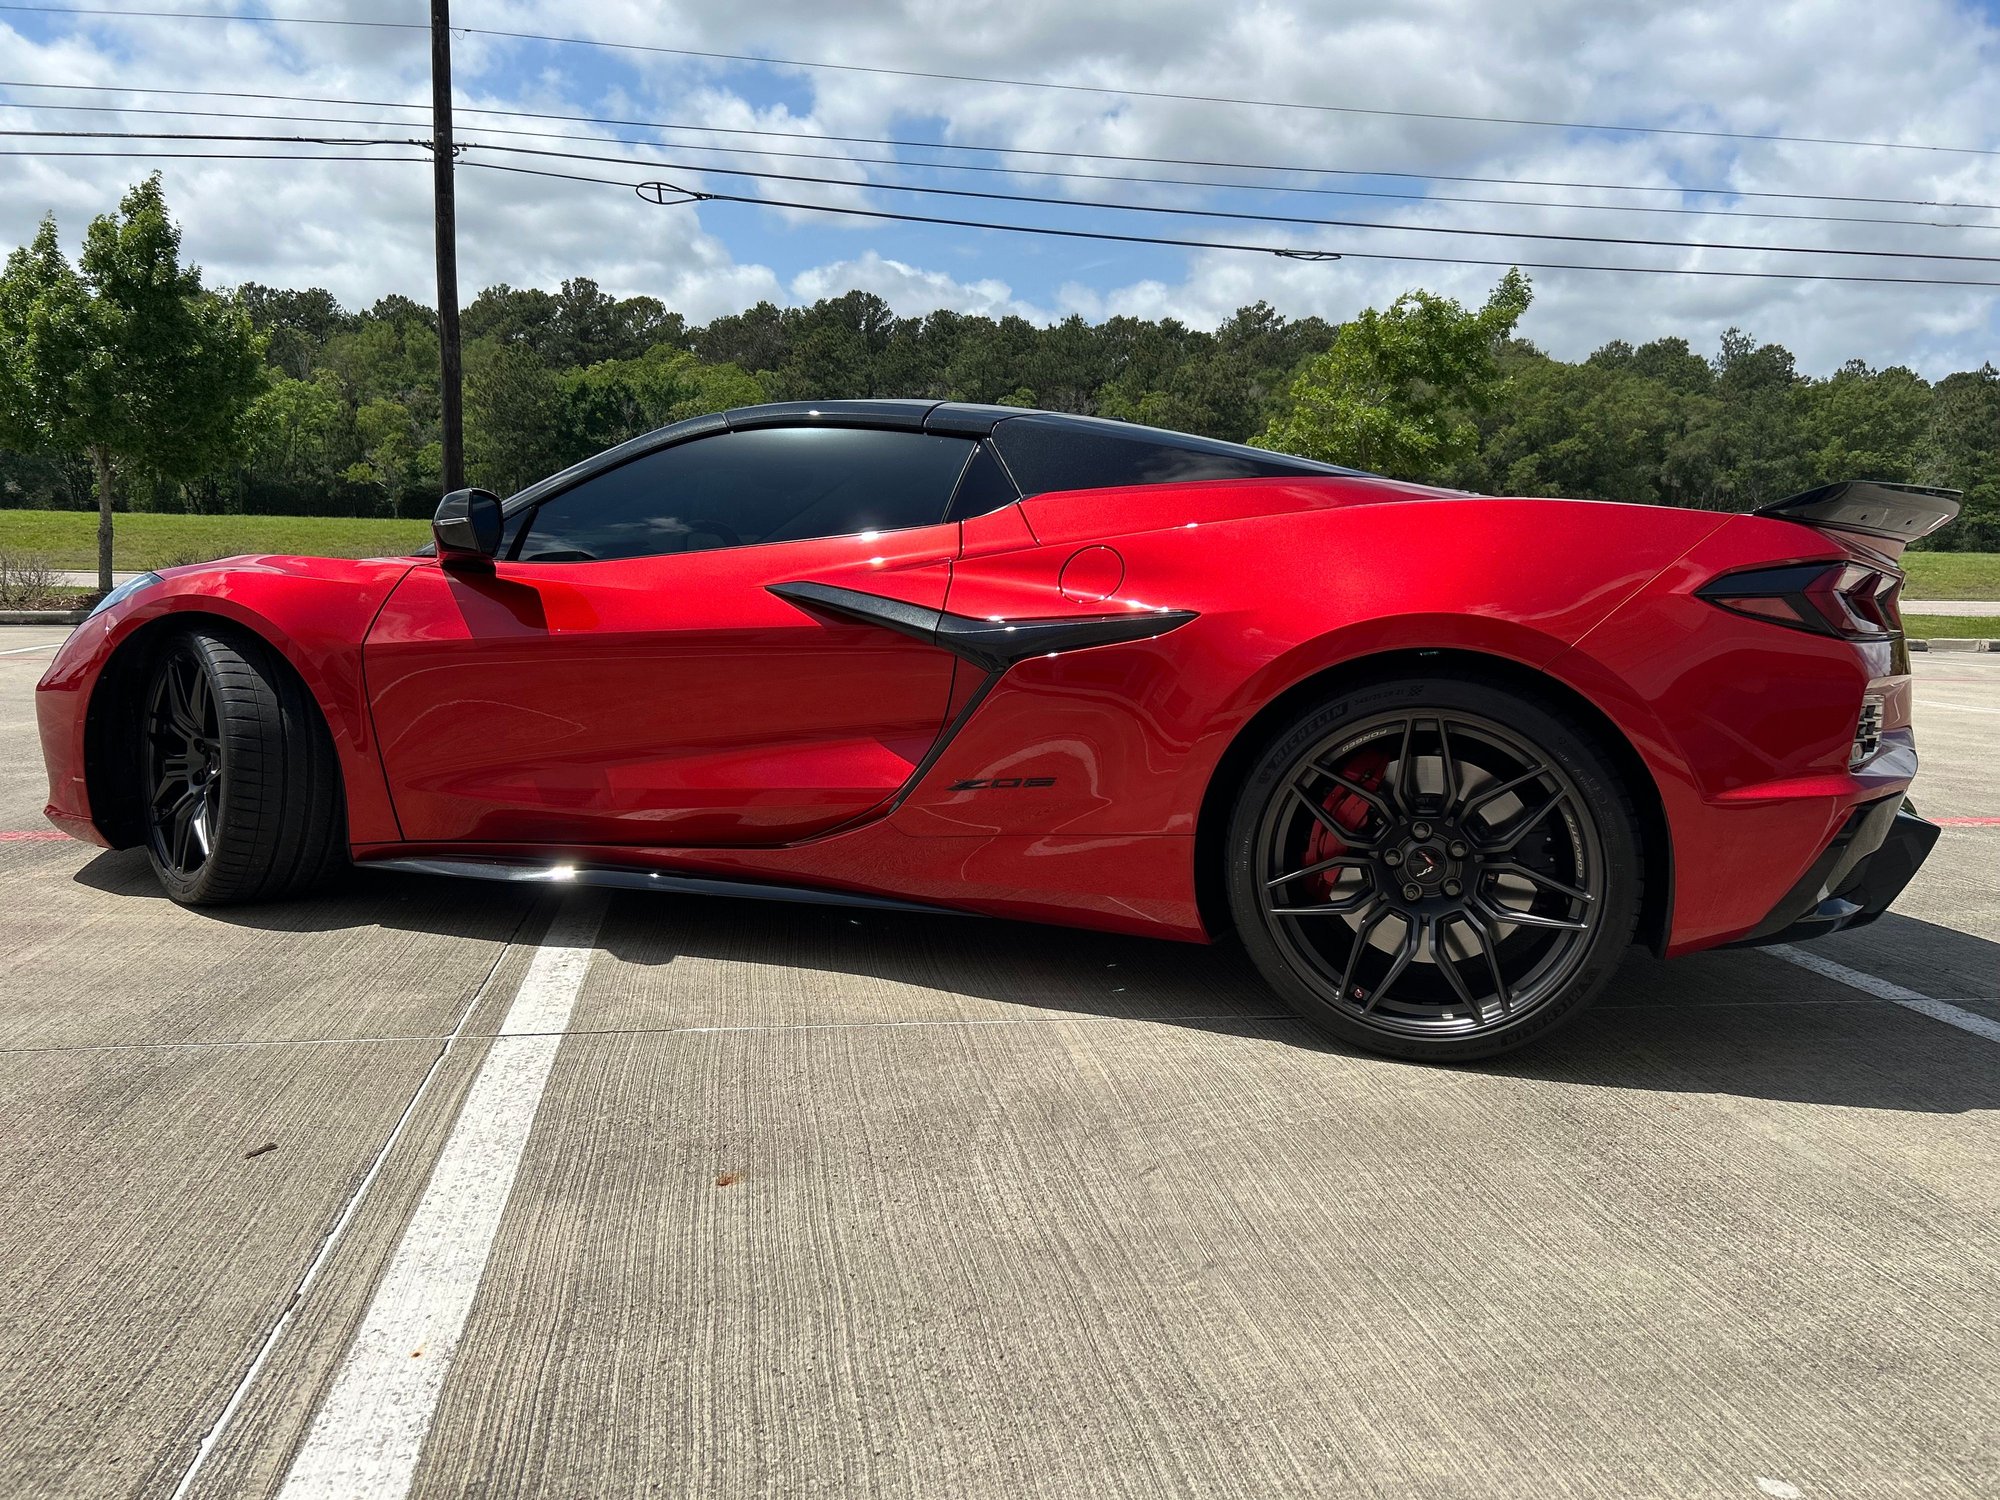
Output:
0,626,1994,1499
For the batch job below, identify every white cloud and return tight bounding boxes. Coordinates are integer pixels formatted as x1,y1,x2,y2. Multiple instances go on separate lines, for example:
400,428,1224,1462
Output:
1,0,1996,374
789,251,1049,318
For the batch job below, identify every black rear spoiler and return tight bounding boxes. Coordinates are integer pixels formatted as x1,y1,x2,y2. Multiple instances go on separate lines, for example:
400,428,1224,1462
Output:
1755,479,1960,544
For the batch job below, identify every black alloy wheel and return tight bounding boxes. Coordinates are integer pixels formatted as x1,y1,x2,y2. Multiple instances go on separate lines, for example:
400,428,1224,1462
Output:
136,627,347,905
144,640,223,880
1227,676,1642,1061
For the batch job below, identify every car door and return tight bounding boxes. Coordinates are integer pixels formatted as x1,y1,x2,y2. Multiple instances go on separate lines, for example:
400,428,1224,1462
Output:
364,424,978,848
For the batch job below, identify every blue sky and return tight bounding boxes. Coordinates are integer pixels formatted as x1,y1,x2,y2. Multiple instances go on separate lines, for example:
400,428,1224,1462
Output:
3,0,1998,375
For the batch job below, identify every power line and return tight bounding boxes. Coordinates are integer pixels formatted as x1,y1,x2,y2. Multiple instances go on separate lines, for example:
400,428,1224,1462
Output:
8,77,2000,217
1,147,418,160
3,3,1995,158
10,133,1997,286
14,126,1997,263
448,138,2000,265
0,126,415,147
463,160,1350,259
5,96,1997,234
456,159,2000,287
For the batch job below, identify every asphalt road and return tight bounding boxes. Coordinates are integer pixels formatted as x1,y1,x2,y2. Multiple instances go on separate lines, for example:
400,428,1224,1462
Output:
1,624,1994,1500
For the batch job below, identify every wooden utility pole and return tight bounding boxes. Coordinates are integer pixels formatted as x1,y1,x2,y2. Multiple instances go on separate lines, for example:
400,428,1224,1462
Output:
431,0,464,491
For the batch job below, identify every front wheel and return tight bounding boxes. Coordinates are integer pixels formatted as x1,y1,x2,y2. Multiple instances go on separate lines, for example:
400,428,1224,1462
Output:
1225,676,1644,1062
140,626,346,905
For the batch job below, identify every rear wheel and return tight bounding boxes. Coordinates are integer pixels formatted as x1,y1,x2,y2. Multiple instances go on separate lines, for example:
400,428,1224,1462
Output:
140,627,345,905
1225,676,1642,1062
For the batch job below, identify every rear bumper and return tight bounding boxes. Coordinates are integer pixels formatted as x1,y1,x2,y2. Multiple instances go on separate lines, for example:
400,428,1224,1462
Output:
1728,796,1938,947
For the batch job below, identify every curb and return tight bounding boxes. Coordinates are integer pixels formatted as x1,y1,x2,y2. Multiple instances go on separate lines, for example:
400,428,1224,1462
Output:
0,610,87,626
1910,638,1996,652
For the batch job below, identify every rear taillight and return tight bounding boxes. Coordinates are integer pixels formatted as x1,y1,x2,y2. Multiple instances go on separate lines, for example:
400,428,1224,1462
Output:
1696,562,1901,641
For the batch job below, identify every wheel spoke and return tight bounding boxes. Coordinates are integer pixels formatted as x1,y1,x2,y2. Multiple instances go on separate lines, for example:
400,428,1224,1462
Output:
1336,902,1392,1004
1303,765,1394,825
1474,892,1589,932
1391,717,1418,815
1466,914,1513,1015
1475,789,1567,855
1268,885,1374,918
1265,853,1369,890
169,795,195,869
1436,718,1463,815
1287,783,1385,849
1359,914,1421,1013
1434,915,1487,1023
1460,765,1546,824
1486,861,1594,904
190,785,213,858
168,660,202,739
152,755,193,804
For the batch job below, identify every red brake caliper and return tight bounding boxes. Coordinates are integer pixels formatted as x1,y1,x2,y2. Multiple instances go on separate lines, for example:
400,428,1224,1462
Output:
1304,749,1390,899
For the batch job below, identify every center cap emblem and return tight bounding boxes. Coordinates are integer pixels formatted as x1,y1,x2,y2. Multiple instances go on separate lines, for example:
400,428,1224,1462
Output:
1405,846,1442,882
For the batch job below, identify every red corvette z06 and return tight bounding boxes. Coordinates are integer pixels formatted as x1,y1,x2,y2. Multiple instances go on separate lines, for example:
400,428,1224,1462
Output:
36,402,1957,1062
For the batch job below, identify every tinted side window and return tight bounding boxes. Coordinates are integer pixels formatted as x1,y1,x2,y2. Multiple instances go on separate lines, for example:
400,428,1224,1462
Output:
943,442,1021,521
988,414,1351,497
515,428,974,563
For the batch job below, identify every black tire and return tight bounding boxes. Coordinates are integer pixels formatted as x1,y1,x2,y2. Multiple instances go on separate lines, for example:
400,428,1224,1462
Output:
1225,674,1643,1063
139,625,346,906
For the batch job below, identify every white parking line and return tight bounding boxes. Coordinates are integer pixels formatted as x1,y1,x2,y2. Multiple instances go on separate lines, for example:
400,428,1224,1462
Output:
274,891,606,1500
0,641,60,656
166,908,540,1500
1770,945,2000,1044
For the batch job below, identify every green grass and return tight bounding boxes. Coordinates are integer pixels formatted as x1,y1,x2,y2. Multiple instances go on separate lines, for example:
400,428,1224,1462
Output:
0,510,430,571
1903,614,2000,640
1902,552,2000,600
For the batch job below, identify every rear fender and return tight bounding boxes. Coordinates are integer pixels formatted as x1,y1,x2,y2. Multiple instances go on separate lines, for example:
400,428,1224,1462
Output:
1552,516,1905,953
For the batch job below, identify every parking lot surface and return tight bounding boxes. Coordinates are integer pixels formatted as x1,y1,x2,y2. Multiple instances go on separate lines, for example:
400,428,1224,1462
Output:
1,624,1994,1500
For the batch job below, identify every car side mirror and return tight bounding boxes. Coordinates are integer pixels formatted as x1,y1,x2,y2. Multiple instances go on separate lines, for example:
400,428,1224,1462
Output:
433,488,503,565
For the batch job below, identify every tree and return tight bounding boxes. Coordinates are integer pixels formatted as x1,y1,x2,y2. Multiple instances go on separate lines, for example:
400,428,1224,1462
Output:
1917,365,2000,551
244,371,348,490
557,347,762,463
1799,360,1931,486
343,397,436,515
0,176,263,589
0,218,92,516
463,342,563,495
1254,270,1532,480
234,283,353,379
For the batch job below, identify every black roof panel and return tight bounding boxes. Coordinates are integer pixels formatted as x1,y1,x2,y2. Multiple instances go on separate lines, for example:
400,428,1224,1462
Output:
723,399,940,431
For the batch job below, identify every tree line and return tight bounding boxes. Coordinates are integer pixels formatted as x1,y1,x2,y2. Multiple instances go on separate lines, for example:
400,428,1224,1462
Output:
3,178,1996,582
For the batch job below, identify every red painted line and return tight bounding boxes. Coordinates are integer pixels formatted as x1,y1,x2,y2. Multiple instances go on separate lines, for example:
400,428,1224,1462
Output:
0,830,68,842
1933,816,2000,827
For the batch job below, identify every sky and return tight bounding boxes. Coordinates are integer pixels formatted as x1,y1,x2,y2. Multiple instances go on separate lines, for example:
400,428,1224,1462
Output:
2,0,1998,377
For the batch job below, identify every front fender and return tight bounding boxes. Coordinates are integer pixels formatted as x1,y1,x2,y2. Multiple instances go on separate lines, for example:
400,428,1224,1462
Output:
38,555,416,847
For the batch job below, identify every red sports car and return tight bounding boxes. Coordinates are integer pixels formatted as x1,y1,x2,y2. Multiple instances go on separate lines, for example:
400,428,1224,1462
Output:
35,402,1956,1060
